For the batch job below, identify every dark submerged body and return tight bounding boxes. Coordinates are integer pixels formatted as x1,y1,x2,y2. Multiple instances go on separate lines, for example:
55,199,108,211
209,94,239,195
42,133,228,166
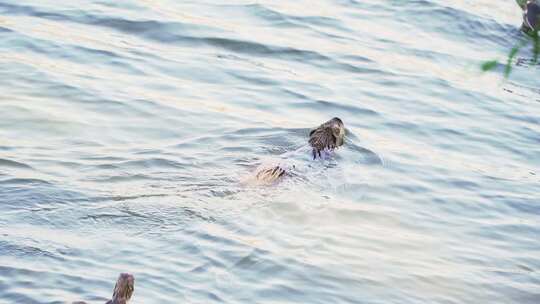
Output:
520,0,540,33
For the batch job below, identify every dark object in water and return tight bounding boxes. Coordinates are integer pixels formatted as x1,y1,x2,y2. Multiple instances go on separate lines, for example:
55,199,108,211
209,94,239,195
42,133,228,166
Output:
72,273,134,304
309,117,345,159
521,0,540,33
253,117,345,184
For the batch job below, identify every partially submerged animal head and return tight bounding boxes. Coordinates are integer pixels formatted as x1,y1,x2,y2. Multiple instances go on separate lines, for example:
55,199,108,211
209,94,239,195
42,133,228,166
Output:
109,273,134,304
250,117,345,184
73,273,134,304
308,117,345,159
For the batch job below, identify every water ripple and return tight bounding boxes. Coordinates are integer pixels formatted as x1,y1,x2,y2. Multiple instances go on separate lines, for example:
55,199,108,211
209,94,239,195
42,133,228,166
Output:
1,0,539,303
0,159,33,170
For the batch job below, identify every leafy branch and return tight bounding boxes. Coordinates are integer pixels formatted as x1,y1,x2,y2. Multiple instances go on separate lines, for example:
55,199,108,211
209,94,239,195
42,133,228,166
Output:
483,0,539,77
482,30,539,77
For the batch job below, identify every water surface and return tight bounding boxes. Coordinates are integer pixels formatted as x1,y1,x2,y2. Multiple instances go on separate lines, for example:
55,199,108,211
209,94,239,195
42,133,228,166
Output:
0,0,539,303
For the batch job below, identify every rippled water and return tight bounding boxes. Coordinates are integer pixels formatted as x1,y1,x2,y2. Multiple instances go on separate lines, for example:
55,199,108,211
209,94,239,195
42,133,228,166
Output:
1,0,539,303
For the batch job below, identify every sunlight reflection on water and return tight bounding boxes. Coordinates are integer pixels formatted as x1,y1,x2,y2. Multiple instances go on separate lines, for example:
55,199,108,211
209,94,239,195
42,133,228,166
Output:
0,0,539,303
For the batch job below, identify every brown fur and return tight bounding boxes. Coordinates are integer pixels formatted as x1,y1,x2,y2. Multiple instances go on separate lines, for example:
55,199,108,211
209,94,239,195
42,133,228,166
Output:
74,273,134,304
308,117,345,159
252,117,345,184
106,273,134,304
255,165,287,183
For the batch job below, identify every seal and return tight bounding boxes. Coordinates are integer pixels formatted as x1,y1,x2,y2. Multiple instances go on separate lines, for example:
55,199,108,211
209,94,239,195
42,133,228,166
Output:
519,0,540,33
252,117,345,184
72,273,134,304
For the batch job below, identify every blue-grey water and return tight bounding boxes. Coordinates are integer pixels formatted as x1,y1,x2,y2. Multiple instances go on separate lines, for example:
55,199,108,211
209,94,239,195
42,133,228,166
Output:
0,0,539,303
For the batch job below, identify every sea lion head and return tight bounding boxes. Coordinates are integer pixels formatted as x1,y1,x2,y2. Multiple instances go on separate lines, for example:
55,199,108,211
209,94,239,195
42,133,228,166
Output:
111,273,134,304
308,117,345,159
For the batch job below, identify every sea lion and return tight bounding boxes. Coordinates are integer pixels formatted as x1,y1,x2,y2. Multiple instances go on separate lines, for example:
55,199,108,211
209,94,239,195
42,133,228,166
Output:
72,273,134,304
519,0,540,33
252,117,345,184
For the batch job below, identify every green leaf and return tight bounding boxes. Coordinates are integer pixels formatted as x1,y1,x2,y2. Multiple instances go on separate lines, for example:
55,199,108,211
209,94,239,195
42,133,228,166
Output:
516,0,527,9
481,27,539,77
481,60,498,71
504,45,521,77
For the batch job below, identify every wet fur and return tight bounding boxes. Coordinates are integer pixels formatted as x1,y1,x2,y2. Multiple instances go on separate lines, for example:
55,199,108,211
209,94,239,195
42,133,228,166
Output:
308,117,345,159
106,273,134,304
253,117,345,184
255,166,287,182
72,273,134,304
